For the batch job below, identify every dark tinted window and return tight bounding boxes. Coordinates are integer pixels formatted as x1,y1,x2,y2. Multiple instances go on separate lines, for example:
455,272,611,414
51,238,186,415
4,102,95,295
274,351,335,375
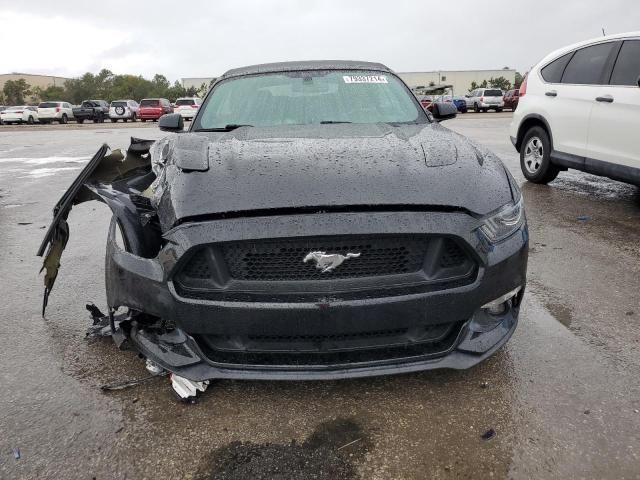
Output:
39,102,59,108
140,99,160,106
610,40,640,86
541,52,573,83
111,101,127,107
175,98,196,106
562,42,617,85
484,89,502,96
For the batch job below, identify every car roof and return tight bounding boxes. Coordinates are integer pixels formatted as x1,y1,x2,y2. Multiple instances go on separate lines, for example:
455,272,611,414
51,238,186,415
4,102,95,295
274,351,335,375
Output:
536,31,640,68
221,60,392,79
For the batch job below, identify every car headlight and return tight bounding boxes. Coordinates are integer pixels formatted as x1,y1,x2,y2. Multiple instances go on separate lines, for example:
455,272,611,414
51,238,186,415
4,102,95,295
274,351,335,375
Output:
480,197,524,242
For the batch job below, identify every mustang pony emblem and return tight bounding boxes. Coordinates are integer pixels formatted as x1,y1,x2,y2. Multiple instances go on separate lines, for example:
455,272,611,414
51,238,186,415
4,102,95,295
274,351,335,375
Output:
303,251,361,273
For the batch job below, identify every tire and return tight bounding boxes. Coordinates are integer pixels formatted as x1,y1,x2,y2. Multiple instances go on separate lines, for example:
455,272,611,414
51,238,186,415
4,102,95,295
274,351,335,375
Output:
152,119,157,122
141,119,146,122
27,116,34,124
111,118,117,123
474,103,479,113
77,119,84,124
496,108,503,113
482,108,488,113
131,113,136,122
520,126,560,184
60,114,68,124
123,118,128,123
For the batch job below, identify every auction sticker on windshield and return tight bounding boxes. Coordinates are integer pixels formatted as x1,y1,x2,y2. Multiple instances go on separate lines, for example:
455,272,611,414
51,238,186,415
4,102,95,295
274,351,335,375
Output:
343,75,388,84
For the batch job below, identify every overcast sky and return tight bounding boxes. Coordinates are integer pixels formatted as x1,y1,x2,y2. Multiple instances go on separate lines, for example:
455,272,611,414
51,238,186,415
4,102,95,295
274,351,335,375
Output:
0,0,637,81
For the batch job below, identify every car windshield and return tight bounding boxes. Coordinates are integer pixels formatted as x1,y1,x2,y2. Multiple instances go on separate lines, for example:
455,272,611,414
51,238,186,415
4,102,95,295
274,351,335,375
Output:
38,102,58,108
175,99,196,106
194,70,424,129
484,90,503,96
140,100,160,106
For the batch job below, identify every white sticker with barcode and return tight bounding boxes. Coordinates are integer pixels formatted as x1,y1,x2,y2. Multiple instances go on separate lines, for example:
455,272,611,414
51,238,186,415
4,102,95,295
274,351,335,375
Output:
343,75,388,84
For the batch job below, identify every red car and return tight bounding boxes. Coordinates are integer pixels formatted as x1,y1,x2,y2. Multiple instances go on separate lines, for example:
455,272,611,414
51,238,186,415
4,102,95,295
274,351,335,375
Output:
138,98,173,121
418,95,435,111
503,89,519,111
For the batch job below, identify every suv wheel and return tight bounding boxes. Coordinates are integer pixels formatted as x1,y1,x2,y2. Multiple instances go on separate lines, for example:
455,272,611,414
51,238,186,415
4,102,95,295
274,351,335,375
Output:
474,103,479,113
27,116,35,124
60,114,68,124
520,126,560,184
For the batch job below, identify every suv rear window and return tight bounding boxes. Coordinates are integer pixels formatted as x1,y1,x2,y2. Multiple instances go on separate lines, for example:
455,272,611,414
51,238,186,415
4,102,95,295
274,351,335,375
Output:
38,102,59,108
111,101,127,107
484,90,502,96
140,99,160,106
175,99,196,106
562,42,617,85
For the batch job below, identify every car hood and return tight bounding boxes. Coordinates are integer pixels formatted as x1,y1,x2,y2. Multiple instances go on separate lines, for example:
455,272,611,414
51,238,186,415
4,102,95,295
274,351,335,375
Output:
152,123,514,230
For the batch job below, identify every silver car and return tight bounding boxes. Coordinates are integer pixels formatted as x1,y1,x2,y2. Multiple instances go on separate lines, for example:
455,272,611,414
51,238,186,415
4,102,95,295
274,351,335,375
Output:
465,88,504,112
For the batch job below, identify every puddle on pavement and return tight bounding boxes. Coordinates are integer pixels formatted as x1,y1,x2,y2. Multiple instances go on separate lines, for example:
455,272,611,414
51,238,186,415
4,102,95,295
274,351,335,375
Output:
528,279,574,328
195,417,368,480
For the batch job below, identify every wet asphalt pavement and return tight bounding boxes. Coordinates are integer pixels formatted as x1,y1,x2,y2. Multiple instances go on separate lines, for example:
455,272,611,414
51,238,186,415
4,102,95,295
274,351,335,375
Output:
0,114,639,479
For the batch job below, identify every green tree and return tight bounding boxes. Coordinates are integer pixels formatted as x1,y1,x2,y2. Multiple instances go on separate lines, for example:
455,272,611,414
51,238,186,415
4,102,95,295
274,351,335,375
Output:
488,76,512,91
468,79,488,92
514,71,525,89
3,79,32,104
33,85,66,101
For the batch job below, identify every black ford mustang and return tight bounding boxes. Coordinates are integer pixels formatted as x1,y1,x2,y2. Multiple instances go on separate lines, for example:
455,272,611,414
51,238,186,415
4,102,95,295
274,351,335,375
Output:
39,61,527,397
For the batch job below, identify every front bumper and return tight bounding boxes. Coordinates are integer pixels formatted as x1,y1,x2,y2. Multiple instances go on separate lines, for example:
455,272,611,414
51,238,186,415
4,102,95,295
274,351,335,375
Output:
106,211,528,380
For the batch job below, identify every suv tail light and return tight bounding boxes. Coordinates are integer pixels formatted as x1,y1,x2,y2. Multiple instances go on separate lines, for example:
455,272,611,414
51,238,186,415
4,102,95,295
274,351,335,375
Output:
480,97,484,103
56,107,60,112
191,104,199,108
519,76,528,97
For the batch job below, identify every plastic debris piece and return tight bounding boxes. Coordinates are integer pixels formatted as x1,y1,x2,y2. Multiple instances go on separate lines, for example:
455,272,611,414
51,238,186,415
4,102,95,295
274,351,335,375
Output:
576,215,591,221
481,429,496,441
12,447,20,460
170,374,209,401
101,372,167,391
145,358,164,376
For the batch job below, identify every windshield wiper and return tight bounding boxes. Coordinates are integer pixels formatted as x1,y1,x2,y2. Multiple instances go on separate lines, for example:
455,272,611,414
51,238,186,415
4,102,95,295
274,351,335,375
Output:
195,124,253,132
319,120,352,124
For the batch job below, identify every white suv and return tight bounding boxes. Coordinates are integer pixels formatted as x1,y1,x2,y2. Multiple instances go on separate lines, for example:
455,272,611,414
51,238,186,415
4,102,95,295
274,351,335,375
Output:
511,32,640,185
173,97,201,120
109,99,139,122
37,101,74,124
465,88,504,112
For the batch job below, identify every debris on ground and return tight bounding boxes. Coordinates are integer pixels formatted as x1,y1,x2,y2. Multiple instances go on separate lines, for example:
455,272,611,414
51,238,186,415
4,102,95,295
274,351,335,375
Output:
480,381,489,389
100,373,167,391
576,215,591,222
12,447,21,460
481,429,496,441
170,374,209,402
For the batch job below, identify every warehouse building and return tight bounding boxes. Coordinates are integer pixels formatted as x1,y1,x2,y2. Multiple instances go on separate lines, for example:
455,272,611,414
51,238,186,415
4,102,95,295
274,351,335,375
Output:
0,73,70,91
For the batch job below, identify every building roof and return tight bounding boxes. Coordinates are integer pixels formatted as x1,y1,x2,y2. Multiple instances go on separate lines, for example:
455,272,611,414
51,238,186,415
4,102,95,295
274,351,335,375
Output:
221,60,391,78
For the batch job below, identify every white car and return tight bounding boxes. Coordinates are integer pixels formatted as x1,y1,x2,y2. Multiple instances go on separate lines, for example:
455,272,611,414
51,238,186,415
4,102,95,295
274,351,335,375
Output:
37,101,74,124
109,99,139,122
465,88,504,112
0,106,38,124
510,32,640,185
173,97,202,120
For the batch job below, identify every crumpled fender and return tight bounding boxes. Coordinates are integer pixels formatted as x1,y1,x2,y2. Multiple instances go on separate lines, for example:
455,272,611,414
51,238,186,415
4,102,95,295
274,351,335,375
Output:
37,137,156,315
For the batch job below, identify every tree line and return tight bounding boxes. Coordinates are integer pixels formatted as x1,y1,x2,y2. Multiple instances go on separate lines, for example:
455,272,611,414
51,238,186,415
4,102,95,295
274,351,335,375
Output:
1,69,214,105
468,72,524,92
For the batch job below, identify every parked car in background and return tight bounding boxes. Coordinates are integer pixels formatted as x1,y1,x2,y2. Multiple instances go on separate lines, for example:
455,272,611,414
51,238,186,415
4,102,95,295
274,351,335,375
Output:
417,95,435,111
138,98,172,122
73,100,109,123
465,88,504,112
438,94,468,113
37,101,74,124
109,100,139,122
503,89,519,111
511,32,640,186
173,97,202,121
0,106,39,124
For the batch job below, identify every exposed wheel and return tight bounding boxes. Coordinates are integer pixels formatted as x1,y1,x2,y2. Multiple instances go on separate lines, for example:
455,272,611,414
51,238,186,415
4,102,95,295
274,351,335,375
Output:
474,103,480,113
60,114,68,124
27,116,35,124
520,126,560,184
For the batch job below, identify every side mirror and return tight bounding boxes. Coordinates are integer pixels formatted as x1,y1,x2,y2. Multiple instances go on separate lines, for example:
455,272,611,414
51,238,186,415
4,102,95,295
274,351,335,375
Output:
432,102,458,122
159,113,184,132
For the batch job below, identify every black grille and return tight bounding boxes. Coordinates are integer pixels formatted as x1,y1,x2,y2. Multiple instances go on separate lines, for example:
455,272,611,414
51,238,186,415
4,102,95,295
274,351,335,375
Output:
221,235,430,281
181,254,211,279
440,240,466,268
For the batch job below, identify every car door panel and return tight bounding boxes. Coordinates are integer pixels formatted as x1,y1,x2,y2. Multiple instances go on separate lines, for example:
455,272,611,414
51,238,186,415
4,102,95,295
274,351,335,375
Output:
587,39,640,169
